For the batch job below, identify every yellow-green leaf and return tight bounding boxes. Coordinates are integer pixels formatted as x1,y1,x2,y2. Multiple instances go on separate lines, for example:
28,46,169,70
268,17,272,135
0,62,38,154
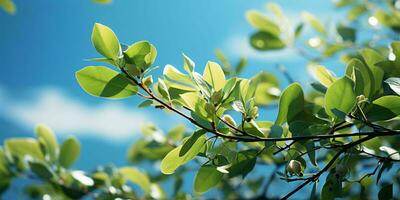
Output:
160,135,206,174
35,124,58,162
59,137,80,168
76,66,138,99
119,167,150,194
203,61,226,91
4,138,44,161
246,10,280,36
302,12,326,34
91,23,120,59
308,64,336,87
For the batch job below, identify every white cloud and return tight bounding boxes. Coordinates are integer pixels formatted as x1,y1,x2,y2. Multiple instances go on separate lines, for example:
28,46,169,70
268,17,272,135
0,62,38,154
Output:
0,87,157,141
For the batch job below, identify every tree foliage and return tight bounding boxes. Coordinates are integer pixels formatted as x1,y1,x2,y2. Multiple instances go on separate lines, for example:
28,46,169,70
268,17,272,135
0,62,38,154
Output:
2,1,400,199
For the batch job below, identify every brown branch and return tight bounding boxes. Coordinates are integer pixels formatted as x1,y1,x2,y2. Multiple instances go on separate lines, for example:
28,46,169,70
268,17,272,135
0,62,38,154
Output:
280,135,375,199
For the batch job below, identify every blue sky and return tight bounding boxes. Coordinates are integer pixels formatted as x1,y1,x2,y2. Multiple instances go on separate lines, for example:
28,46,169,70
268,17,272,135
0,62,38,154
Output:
0,0,341,181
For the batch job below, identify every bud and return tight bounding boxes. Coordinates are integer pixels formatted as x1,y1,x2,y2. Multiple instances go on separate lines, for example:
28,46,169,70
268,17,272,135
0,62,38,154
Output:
142,75,153,88
222,115,237,127
356,95,368,104
287,160,303,176
250,106,259,119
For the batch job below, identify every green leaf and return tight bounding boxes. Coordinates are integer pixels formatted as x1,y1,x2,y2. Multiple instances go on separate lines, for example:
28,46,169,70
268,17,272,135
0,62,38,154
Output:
91,23,120,59
302,12,325,34
203,61,226,91
0,148,9,176
345,58,374,97
59,137,80,168
194,165,223,194
367,95,400,121
4,138,44,161
179,92,199,110
124,41,157,71
325,77,356,120
76,66,138,99
28,161,54,180
0,0,16,14
182,53,195,74
275,83,304,125
157,78,171,100
321,169,343,200
160,135,207,174
138,100,153,108
167,125,186,142
385,77,400,95
119,167,150,194
266,3,283,18
192,72,212,98
360,48,384,95
250,31,285,51
337,24,356,42
180,130,206,156
246,10,280,36
35,124,58,162
93,0,112,4
228,150,257,178
308,64,336,87
164,64,193,86
347,5,366,21
378,184,392,200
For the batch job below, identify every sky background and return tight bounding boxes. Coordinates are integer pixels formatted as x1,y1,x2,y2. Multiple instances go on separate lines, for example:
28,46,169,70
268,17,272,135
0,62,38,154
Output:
0,0,349,197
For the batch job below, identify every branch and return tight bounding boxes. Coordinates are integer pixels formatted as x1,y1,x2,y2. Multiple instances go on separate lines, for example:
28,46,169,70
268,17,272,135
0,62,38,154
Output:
280,135,375,199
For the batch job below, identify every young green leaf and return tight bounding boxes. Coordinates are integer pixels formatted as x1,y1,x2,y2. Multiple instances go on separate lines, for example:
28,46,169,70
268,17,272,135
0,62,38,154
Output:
4,138,45,161
93,0,112,4
180,130,206,156
246,10,280,36
275,83,304,125
119,167,151,194
91,23,120,59
35,124,58,162
194,165,223,194
302,12,326,34
266,3,283,18
325,77,356,120
76,66,138,99
182,53,195,74
0,148,8,176
124,41,157,71
164,64,193,85
59,137,80,168
308,64,336,87
0,0,16,14
160,135,206,174
203,61,226,91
